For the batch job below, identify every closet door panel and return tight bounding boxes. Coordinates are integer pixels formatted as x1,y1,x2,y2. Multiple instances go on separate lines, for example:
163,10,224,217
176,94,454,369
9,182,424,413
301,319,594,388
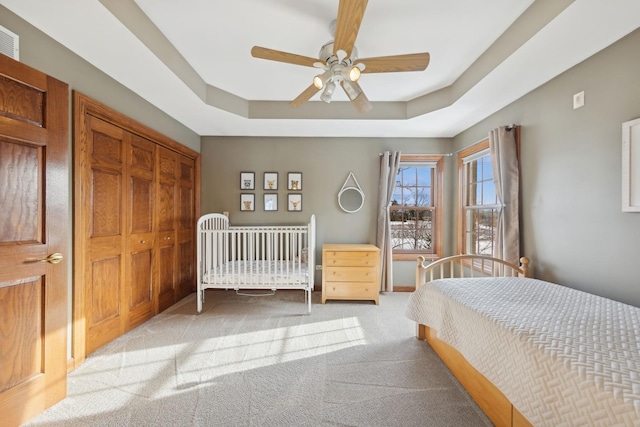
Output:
159,180,176,231
126,135,155,330
128,247,153,328
86,255,122,354
89,256,121,323
158,244,176,312
157,147,177,311
176,156,195,300
91,169,121,237
85,116,126,353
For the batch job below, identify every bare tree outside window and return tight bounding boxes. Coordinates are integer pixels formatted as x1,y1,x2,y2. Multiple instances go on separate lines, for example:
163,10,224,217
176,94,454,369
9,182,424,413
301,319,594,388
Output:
390,156,443,260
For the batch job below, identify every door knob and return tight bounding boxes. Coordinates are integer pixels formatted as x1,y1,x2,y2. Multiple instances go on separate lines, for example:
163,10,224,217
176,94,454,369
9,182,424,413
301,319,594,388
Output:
40,253,64,264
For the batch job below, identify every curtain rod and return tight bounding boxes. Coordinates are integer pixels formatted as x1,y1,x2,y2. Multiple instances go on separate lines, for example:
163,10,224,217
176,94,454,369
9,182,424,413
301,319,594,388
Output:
379,124,518,157
452,123,519,154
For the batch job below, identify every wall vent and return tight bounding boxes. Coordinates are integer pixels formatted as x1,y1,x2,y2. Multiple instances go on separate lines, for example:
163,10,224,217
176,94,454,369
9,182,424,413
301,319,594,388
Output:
0,24,19,60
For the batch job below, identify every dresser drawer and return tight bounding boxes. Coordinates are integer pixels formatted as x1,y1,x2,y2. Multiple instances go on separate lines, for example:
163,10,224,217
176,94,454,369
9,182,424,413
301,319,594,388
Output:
325,266,377,283
324,281,377,299
324,251,378,267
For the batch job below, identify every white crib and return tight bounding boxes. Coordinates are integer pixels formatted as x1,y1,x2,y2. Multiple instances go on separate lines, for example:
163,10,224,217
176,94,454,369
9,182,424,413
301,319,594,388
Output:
196,213,316,313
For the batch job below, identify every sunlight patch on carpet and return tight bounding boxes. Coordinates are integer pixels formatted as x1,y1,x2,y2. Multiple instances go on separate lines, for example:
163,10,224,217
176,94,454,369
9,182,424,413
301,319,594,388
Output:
181,316,367,386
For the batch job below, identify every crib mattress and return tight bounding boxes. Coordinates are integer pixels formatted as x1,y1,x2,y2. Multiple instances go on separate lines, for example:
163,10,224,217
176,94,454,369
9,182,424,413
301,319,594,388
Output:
202,260,309,287
405,276,640,426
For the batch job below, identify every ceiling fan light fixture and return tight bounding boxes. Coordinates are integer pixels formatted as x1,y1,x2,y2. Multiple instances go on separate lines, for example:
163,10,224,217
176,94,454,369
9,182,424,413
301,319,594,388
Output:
313,70,332,89
343,65,361,82
320,81,336,103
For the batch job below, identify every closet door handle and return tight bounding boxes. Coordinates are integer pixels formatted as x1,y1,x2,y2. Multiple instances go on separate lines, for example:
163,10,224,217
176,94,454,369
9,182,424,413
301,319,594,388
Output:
140,240,147,244
164,236,171,240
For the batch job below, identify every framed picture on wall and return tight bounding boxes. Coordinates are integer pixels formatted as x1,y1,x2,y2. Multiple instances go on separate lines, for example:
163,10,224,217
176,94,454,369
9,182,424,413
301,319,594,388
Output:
240,172,255,190
287,172,302,190
287,193,302,211
264,193,278,211
240,193,255,211
622,117,640,211
264,172,278,190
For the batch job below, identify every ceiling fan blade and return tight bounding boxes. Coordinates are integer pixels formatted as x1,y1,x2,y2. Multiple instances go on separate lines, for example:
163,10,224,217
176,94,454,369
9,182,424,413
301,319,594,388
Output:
340,81,372,113
351,91,372,113
251,46,319,68
355,52,430,73
290,84,320,107
333,0,368,59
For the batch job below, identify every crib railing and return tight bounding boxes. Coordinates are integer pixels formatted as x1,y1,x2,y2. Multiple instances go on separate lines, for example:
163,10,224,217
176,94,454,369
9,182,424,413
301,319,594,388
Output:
199,226,309,286
197,214,316,314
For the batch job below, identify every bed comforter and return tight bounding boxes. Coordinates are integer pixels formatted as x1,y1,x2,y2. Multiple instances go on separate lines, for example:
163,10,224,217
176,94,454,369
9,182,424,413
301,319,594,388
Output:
405,276,640,426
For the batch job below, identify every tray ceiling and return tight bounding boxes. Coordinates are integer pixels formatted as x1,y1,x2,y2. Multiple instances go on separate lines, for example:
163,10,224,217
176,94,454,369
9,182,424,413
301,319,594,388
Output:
2,0,639,137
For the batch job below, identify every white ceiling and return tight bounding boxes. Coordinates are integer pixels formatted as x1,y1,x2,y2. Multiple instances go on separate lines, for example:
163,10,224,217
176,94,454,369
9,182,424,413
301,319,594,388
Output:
2,0,640,137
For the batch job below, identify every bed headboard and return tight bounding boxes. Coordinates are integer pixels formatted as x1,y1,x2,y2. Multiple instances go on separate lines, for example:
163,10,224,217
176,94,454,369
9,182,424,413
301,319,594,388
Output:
416,255,532,288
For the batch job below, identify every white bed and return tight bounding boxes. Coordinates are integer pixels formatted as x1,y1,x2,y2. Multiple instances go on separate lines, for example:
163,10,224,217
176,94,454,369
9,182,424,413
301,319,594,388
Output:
407,255,640,426
197,213,315,313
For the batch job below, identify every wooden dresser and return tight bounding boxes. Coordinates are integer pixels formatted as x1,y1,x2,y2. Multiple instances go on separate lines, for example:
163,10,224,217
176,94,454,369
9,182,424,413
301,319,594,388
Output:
322,244,381,305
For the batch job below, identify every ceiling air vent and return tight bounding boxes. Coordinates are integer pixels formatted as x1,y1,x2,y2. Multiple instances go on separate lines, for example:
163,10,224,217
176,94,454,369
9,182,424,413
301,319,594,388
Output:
0,24,19,60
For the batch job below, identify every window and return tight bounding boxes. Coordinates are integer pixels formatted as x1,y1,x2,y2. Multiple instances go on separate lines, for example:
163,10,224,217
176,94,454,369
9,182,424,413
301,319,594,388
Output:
458,140,499,256
390,155,443,260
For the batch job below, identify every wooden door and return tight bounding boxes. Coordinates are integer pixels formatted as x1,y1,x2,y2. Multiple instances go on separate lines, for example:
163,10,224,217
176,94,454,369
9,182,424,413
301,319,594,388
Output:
0,55,69,426
126,134,156,329
73,92,200,362
176,155,196,300
83,115,127,354
82,118,157,350
157,146,178,312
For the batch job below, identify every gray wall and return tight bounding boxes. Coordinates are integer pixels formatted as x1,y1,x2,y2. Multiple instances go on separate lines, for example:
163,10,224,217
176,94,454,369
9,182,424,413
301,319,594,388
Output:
454,28,640,307
201,136,454,286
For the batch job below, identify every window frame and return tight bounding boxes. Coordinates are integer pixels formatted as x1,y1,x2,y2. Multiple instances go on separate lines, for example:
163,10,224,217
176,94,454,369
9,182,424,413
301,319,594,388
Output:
457,139,500,259
391,154,444,261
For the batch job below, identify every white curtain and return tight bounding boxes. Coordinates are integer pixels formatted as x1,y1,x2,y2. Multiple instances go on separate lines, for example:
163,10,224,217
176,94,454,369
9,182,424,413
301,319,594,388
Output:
489,126,520,264
376,151,401,292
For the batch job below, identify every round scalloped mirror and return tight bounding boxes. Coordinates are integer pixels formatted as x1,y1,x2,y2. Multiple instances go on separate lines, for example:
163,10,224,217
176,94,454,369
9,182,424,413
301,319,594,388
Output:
337,172,365,213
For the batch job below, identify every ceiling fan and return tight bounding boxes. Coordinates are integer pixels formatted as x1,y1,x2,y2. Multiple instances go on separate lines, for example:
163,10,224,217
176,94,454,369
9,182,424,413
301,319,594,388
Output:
250,0,430,113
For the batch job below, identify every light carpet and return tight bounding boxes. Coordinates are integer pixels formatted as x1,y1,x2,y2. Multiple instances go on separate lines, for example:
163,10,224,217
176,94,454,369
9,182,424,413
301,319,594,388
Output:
24,290,491,426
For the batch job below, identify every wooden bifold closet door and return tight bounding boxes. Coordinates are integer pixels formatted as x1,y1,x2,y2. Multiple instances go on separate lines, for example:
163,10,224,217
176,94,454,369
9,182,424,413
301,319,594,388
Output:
81,116,157,352
176,154,196,301
156,148,196,309
157,146,179,313
74,93,200,361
